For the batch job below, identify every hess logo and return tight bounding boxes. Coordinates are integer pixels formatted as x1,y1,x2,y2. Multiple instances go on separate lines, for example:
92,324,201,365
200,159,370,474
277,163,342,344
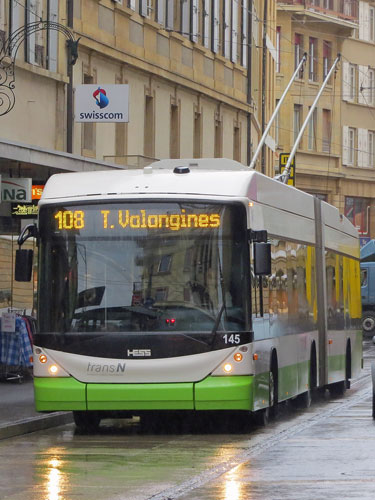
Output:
93,87,109,109
127,349,151,357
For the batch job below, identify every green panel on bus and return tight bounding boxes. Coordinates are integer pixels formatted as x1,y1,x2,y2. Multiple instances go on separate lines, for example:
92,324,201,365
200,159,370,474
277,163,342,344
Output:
194,375,253,410
87,382,194,410
34,377,86,411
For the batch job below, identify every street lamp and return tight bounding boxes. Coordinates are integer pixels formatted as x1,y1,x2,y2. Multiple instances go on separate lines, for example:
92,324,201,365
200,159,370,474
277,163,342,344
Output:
0,20,79,152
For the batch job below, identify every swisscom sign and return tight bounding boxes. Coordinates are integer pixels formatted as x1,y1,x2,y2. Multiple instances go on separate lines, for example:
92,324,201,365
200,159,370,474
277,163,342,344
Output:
75,84,129,123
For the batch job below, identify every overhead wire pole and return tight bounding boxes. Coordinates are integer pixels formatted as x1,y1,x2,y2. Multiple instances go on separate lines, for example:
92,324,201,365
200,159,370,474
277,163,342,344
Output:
280,53,341,184
249,52,307,170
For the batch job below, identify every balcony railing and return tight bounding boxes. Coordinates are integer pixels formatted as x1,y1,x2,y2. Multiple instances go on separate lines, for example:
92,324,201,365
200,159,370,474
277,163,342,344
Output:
278,0,358,22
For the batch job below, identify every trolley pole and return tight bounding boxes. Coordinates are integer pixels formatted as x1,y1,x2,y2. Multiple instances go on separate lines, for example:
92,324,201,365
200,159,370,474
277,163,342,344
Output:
249,53,307,170
280,54,341,184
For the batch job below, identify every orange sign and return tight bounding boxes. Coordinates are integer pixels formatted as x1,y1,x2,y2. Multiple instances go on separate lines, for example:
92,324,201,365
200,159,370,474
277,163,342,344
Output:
32,185,44,200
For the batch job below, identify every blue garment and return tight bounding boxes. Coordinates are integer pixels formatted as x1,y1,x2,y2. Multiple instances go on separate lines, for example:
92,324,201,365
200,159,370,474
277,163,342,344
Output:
0,317,33,367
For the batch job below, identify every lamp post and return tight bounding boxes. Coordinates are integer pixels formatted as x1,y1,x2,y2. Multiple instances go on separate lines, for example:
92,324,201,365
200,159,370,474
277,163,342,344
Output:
0,20,79,152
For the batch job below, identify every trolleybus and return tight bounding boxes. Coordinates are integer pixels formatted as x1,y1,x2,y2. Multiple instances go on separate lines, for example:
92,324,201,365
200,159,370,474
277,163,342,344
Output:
16,159,362,430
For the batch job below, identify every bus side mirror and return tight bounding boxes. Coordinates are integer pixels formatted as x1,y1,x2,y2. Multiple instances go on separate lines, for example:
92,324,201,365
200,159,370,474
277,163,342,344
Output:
15,249,34,282
254,242,271,276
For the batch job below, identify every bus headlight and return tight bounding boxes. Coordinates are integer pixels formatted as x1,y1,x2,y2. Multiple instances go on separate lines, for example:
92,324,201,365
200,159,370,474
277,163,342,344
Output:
48,365,59,375
223,363,233,373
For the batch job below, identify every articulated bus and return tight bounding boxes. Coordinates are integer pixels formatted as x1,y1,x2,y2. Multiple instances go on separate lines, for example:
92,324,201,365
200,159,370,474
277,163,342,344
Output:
16,159,362,430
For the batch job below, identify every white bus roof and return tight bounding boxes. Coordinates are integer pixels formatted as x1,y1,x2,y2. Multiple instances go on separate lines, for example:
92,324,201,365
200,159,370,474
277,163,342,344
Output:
40,158,358,241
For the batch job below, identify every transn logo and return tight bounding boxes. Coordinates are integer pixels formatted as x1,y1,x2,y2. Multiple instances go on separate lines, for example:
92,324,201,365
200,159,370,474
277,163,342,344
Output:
127,349,151,357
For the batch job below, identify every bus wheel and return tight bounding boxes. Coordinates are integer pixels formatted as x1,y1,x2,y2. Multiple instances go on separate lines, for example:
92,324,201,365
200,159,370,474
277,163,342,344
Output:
253,407,269,427
73,411,101,432
362,313,375,336
269,368,278,418
298,389,312,409
328,380,346,396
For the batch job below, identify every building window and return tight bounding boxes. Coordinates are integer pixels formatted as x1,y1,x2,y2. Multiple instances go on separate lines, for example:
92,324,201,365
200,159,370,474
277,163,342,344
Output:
293,104,302,143
144,94,155,158
370,7,375,41
214,115,223,158
309,37,317,81
233,123,241,162
170,102,180,158
369,131,375,167
348,127,355,165
276,26,281,73
308,107,317,151
158,255,172,273
193,110,202,158
294,33,304,77
323,41,331,79
349,64,356,101
322,109,331,153
345,197,370,235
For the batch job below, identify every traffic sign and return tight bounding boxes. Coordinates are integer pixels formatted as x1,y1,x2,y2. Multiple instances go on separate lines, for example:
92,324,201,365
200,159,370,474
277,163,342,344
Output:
279,153,295,186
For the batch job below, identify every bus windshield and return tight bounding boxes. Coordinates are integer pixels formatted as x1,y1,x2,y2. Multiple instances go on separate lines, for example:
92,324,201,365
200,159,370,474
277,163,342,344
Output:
38,201,248,334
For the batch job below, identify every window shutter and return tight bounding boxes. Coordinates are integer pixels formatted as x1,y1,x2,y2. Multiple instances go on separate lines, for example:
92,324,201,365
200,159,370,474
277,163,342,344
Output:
358,65,367,104
359,1,365,40
191,0,198,43
342,126,349,165
140,0,147,17
363,129,369,167
166,0,174,30
224,1,231,59
181,0,190,37
26,0,36,64
358,128,365,167
203,0,211,48
156,0,165,25
231,0,238,63
48,0,59,72
252,4,258,44
342,62,350,102
364,2,370,41
212,0,219,53
241,0,248,67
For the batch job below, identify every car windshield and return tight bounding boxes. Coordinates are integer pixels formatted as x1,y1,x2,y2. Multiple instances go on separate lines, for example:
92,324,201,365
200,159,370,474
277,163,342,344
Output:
38,201,248,334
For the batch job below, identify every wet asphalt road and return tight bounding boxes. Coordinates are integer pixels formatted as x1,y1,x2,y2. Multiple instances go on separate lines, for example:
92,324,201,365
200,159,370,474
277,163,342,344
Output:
1,340,374,500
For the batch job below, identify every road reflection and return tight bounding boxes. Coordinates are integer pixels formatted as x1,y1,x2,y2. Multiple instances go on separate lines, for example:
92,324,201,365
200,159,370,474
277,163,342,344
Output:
46,454,63,500
223,464,246,500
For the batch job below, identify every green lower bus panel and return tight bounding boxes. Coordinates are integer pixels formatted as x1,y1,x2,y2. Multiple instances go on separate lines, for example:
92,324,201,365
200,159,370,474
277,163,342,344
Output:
194,376,253,410
34,377,86,411
87,382,194,410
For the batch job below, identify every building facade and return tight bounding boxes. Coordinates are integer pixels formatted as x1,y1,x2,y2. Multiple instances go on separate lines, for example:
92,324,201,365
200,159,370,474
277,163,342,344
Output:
276,0,375,244
0,0,277,313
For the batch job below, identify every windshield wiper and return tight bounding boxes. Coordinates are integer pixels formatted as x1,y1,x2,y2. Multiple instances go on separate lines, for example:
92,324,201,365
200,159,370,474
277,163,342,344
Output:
210,302,226,347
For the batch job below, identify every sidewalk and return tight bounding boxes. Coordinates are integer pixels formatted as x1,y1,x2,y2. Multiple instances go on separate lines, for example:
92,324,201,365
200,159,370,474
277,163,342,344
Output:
0,375,72,440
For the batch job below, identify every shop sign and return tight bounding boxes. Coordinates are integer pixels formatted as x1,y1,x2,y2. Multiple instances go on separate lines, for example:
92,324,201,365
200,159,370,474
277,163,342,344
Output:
12,202,38,218
75,84,129,123
32,185,45,200
1,177,32,202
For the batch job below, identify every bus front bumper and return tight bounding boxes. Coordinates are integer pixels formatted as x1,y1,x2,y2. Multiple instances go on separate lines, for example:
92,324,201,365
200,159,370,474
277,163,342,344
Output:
34,375,254,412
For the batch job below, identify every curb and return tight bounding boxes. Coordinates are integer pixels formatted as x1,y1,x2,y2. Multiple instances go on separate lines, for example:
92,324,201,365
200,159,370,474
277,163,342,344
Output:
0,411,73,440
